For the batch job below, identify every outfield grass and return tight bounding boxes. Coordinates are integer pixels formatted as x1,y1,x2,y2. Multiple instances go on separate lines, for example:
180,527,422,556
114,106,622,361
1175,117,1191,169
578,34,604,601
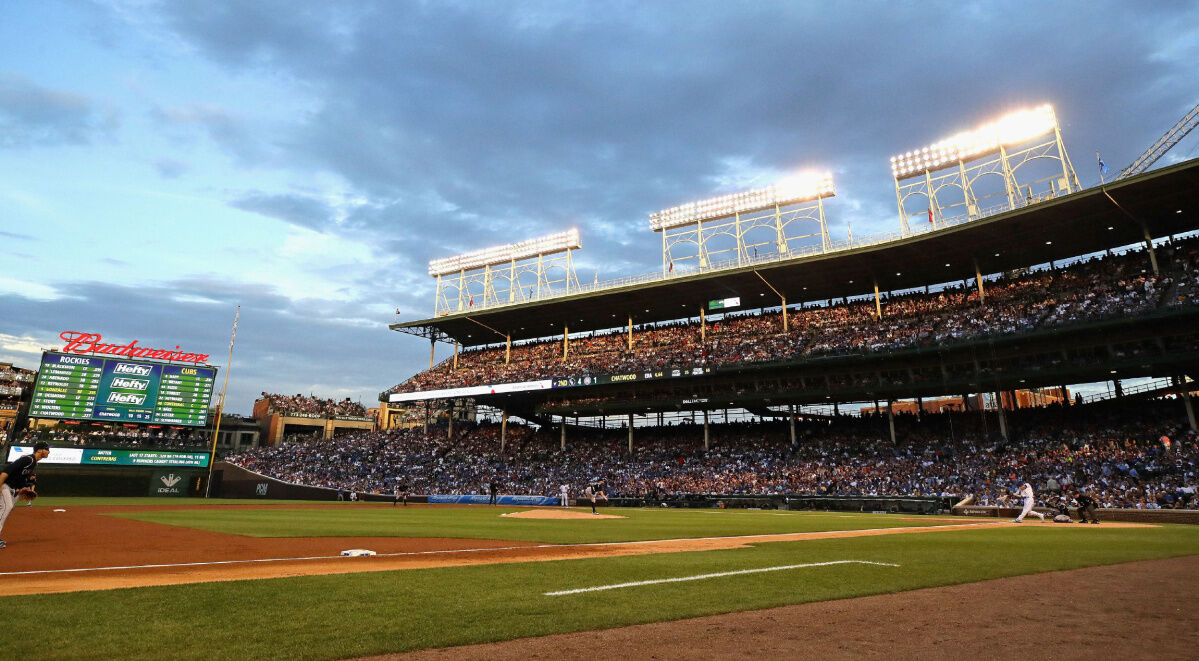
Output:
6,503,1199,660
107,504,964,544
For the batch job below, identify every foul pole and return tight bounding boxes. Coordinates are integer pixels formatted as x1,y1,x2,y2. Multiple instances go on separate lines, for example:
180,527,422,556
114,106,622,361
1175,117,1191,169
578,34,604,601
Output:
205,305,240,497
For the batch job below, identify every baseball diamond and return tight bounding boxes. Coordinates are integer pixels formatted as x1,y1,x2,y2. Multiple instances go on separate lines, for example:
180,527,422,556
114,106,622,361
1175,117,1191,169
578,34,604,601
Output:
5,4,1199,660
0,499,1196,661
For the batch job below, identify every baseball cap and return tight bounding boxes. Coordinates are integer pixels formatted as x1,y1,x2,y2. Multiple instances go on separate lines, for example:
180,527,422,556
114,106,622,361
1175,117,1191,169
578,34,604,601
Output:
33,441,50,452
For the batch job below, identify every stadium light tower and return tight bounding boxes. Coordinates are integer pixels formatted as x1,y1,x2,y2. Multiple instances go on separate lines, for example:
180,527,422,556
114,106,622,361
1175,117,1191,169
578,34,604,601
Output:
891,104,1080,235
649,172,835,276
428,229,582,315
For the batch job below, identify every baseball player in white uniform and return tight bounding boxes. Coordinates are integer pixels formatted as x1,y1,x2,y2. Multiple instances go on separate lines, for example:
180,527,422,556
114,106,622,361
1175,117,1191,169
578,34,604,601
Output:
583,482,608,514
1013,482,1046,522
559,483,569,507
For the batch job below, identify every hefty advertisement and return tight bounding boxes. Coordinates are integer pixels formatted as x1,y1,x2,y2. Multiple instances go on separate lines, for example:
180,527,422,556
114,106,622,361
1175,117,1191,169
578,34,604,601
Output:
91,360,163,422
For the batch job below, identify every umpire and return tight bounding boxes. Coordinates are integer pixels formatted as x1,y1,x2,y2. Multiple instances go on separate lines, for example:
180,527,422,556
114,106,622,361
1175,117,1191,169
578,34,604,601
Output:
1074,489,1100,524
0,441,50,549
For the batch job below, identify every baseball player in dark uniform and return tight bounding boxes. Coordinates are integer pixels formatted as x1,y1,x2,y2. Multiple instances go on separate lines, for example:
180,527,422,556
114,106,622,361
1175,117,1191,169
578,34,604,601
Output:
1074,489,1100,524
488,480,498,505
393,483,408,507
0,441,50,549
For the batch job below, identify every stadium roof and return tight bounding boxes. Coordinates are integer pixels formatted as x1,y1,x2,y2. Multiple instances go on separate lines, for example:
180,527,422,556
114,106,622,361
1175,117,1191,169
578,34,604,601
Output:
393,158,1199,348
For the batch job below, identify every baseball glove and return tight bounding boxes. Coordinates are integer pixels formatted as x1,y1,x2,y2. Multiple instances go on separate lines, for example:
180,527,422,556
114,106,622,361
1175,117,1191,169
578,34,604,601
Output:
15,488,37,502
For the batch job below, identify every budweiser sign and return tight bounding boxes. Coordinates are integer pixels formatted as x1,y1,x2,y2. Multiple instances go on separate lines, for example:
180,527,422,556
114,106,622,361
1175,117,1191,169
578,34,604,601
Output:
59,331,211,364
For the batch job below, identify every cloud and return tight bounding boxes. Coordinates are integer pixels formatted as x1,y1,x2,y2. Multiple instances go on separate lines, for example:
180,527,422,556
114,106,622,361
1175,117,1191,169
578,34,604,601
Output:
140,2,1195,253
0,73,119,148
148,102,277,166
152,157,191,179
230,191,335,232
0,277,421,414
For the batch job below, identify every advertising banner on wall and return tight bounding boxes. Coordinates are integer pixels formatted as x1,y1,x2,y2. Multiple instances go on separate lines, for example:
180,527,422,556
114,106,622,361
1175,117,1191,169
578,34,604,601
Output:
149,471,191,496
7,446,211,468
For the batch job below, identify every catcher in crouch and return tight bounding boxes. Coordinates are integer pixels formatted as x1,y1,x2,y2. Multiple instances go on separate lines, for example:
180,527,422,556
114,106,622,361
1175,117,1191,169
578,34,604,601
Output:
0,441,50,549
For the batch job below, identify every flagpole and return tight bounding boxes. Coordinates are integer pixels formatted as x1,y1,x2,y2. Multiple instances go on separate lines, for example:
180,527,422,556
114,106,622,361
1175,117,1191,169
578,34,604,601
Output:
205,305,240,498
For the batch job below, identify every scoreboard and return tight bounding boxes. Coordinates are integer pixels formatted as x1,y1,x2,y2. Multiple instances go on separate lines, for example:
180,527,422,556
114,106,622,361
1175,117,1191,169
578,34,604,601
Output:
29,352,216,426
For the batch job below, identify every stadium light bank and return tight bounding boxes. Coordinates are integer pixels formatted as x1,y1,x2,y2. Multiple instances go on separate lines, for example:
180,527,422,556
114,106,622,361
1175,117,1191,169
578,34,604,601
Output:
427,229,584,318
889,104,1079,235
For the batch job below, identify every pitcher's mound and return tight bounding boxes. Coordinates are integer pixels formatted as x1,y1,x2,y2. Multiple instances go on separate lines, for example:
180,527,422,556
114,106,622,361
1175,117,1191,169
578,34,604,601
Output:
502,509,626,520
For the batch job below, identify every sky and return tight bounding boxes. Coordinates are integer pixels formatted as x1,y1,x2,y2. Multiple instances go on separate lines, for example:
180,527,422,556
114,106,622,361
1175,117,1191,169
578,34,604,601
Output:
2,1,1198,415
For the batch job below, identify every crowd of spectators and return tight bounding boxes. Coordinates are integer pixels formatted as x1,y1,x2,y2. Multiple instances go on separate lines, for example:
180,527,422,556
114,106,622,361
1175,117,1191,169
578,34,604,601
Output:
0,364,35,398
17,425,210,449
384,238,1199,397
226,399,1197,510
258,392,367,417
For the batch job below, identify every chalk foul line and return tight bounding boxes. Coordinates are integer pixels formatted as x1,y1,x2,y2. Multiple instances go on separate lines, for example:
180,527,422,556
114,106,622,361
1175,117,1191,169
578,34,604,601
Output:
543,560,901,596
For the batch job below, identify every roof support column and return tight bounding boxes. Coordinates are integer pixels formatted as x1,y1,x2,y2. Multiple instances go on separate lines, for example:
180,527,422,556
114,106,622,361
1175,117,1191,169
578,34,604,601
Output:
873,279,882,318
452,341,459,371
703,409,709,451
994,392,1008,441
788,404,796,447
628,413,634,454
501,410,508,452
887,400,896,444
562,325,569,359
973,257,986,304
628,316,633,351
1140,222,1160,275
505,335,511,365
447,401,454,441
1176,376,1198,432
429,337,436,370
560,416,566,451
700,306,706,342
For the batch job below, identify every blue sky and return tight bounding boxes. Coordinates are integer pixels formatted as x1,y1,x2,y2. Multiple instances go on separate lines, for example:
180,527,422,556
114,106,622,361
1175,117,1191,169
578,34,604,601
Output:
2,1,1198,414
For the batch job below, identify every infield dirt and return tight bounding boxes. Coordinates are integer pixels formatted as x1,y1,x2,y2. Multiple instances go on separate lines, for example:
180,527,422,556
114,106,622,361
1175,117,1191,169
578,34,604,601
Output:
0,504,1152,596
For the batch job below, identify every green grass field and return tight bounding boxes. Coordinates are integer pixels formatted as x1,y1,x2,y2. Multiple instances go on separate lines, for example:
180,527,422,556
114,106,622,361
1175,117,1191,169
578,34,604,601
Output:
6,499,1199,660
108,501,965,543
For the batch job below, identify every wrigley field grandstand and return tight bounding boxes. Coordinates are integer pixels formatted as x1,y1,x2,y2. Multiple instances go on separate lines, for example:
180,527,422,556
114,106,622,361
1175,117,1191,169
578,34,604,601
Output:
225,104,1190,514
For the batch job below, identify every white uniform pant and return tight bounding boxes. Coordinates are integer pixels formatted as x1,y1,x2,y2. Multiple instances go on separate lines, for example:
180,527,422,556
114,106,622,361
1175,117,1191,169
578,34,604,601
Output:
1017,497,1044,521
0,485,15,537
560,493,568,507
